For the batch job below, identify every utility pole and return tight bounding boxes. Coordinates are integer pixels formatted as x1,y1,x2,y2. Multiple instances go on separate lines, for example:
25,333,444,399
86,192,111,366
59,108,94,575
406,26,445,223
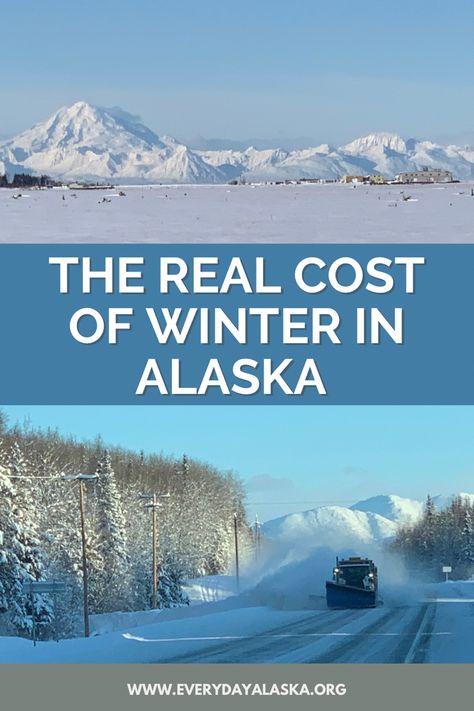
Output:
151,494,158,609
78,480,89,637
63,473,98,638
234,513,240,593
141,492,170,609
254,515,261,561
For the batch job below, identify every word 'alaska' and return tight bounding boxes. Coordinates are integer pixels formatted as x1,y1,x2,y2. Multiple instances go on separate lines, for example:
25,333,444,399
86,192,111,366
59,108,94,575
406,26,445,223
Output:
136,358,327,396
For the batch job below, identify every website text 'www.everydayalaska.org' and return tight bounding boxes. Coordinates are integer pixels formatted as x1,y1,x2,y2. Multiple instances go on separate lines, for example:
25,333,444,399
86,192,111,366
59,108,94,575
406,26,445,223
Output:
127,682,347,697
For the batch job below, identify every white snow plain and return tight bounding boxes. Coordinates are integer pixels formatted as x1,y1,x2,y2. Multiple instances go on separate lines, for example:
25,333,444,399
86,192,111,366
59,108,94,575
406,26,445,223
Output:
1,182,474,243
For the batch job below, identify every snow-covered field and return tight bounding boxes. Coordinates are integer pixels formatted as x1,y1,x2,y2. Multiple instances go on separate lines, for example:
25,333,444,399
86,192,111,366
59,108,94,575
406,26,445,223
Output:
1,182,474,243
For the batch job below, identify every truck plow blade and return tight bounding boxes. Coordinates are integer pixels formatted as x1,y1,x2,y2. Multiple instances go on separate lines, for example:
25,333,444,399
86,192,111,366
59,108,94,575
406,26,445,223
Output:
326,581,377,609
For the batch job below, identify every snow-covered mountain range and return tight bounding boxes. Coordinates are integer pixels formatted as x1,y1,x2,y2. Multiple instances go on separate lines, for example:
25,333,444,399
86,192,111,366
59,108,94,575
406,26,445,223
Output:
3,101,474,183
262,493,474,549
0,102,225,184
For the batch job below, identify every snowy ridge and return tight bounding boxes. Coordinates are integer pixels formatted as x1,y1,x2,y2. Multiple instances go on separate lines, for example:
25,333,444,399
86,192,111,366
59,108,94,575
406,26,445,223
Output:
262,505,397,549
3,102,474,182
262,493,474,549
432,492,474,510
351,494,424,523
343,132,409,155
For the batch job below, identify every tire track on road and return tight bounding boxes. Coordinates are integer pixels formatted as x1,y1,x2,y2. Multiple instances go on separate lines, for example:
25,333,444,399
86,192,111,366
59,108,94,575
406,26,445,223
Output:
159,608,366,663
308,606,404,663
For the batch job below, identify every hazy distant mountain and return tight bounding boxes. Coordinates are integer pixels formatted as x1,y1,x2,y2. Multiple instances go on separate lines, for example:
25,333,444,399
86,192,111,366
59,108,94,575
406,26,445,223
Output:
2,101,474,183
185,135,320,151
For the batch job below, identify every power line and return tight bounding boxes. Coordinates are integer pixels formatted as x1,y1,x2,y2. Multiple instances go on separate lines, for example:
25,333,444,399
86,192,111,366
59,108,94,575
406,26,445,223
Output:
6,475,60,480
247,499,356,505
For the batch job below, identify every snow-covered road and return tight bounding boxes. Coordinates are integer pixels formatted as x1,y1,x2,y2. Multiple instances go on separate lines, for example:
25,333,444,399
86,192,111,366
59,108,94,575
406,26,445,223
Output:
1,582,473,663
161,603,435,664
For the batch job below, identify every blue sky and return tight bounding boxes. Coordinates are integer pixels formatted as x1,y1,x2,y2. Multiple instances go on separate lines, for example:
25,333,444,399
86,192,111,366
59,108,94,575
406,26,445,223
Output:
2,1,474,144
4,406,474,521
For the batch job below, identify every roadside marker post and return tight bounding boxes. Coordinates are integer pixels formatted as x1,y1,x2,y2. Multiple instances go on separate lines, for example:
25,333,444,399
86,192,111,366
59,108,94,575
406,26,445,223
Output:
442,565,452,582
22,580,67,645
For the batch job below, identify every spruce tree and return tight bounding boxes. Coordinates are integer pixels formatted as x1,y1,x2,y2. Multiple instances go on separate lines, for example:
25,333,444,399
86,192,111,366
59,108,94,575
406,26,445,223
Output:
0,464,21,624
0,449,53,637
461,507,474,575
157,555,189,608
93,450,130,610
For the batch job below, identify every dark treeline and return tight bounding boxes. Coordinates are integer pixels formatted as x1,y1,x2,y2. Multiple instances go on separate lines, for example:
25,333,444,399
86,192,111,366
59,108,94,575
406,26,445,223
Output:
0,173,61,188
0,413,251,639
391,495,474,580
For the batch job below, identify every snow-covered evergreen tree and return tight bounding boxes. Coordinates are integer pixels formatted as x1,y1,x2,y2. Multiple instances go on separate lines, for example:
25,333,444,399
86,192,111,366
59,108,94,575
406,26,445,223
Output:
156,555,189,609
393,496,474,580
181,454,190,477
92,451,130,611
461,508,474,573
0,447,53,637
0,464,19,623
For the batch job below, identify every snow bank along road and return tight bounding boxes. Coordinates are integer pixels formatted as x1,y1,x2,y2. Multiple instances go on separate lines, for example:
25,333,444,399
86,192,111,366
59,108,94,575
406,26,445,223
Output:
1,182,474,243
2,581,472,663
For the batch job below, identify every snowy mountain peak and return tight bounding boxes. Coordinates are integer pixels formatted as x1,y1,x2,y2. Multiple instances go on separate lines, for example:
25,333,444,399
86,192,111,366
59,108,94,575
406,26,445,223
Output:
343,132,408,156
0,101,223,183
263,505,396,549
351,494,423,523
61,100,95,116
12,101,164,153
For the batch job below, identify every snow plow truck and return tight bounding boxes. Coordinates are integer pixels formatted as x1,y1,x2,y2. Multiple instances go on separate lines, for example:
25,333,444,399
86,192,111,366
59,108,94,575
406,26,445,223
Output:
326,556,379,609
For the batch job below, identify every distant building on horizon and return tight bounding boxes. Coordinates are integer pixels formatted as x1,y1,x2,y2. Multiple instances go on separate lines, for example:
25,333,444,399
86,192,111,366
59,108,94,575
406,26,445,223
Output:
340,174,386,185
393,168,454,184
367,175,385,185
340,175,365,184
